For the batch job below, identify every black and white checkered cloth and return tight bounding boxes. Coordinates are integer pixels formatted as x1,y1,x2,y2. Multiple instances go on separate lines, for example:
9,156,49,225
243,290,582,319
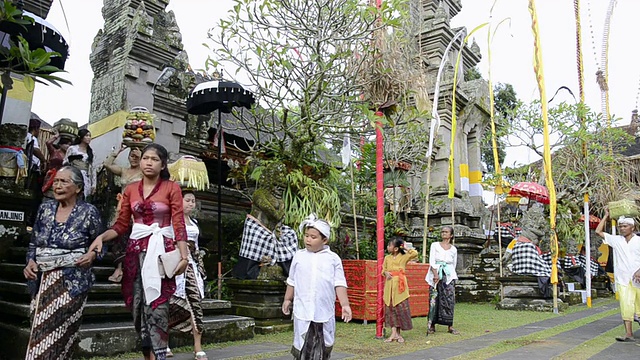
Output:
562,254,600,275
239,215,299,264
495,223,522,242
511,242,552,277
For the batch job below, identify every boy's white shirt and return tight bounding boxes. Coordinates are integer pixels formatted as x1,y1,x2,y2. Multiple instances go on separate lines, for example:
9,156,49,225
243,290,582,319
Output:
286,245,347,322
603,233,640,287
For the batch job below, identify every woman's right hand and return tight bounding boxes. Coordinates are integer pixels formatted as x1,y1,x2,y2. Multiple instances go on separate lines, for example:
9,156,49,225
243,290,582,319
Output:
24,259,38,280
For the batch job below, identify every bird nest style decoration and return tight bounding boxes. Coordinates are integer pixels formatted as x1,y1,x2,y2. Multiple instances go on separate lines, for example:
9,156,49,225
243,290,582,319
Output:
121,107,156,148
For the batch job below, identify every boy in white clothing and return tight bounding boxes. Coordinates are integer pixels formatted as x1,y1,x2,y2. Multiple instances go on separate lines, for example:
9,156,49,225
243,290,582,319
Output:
282,214,352,359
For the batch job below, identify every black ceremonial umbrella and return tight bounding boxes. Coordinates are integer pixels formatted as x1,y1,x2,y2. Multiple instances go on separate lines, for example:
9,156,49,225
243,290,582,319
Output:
0,10,69,71
0,9,69,125
186,79,255,299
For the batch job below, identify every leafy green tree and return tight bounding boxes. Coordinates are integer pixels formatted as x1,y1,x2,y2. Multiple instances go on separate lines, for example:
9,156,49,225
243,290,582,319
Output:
208,0,402,229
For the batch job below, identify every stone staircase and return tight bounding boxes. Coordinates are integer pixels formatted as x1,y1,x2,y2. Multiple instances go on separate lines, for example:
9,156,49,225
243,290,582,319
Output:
0,247,255,359
562,277,613,305
456,252,502,303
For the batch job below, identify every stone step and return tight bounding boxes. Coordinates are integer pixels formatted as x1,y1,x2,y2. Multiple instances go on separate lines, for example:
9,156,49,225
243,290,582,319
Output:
0,314,255,359
0,295,231,321
0,262,118,282
0,279,126,301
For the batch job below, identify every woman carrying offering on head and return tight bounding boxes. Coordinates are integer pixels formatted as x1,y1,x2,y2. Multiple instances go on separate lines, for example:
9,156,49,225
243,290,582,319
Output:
103,144,143,283
89,144,189,360
24,166,104,359
63,129,95,198
383,236,419,343
41,132,73,198
168,190,208,359
425,226,459,336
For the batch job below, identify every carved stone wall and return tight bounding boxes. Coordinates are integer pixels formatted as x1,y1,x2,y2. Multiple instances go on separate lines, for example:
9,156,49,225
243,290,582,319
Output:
88,0,188,161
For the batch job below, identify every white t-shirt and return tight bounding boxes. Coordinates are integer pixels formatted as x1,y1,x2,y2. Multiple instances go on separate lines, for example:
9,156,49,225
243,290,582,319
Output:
286,246,347,323
24,133,40,168
603,233,640,287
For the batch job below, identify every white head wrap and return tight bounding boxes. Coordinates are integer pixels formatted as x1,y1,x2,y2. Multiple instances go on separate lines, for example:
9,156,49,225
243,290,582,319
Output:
618,216,635,226
299,213,331,239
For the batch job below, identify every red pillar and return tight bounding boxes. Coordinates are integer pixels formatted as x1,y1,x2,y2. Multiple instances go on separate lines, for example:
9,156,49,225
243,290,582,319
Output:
375,110,385,338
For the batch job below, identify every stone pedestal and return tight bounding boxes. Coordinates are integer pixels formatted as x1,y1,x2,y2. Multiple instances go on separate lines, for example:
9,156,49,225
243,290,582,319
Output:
226,279,292,334
456,252,501,303
497,275,568,312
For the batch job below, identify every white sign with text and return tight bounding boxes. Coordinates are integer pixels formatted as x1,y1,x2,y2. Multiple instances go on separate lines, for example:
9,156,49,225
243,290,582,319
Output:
0,210,24,222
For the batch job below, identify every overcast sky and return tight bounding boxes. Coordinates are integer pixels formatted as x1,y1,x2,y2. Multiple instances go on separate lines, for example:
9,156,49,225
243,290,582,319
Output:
31,0,638,169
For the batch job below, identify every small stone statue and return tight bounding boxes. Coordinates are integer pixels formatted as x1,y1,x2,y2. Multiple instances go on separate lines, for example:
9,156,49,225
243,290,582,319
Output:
257,255,285,281
250,162,287,232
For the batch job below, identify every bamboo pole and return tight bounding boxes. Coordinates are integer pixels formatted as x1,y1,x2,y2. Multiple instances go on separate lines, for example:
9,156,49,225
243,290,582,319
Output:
422,156,432,263
350,157,360,259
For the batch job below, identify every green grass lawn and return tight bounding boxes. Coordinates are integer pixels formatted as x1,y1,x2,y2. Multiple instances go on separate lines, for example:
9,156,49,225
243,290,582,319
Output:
89,298,619,360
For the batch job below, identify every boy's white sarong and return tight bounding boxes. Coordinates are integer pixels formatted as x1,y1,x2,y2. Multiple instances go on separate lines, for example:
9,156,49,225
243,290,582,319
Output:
292,316,335,352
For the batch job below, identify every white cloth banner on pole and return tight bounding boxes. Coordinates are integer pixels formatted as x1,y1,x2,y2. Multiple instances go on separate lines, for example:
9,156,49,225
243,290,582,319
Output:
341,134,351,167
426,29,465,158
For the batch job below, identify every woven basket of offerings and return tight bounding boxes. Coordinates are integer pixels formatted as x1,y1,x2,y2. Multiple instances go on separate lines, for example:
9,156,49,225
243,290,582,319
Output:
122,107,156,148
168,155,210,191
52,118,78,141
608,199,640,219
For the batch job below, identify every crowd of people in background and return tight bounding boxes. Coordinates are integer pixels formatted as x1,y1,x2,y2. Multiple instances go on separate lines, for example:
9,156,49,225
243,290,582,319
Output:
21,120,209,360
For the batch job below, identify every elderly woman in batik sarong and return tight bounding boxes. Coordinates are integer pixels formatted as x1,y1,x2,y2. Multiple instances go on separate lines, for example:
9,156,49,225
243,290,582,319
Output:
168,190,208,359
383,236,419,343
23,166,104,359
425,226,460,336
89,143,189,360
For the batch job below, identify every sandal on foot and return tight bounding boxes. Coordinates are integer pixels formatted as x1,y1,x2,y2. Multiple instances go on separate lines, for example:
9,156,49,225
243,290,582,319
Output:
166,348,174,357
427,328,436,334
397,336,405,343
108,271,123,283
448,328,461,335
195,351,208,359
384,337,397,343
615,336,635,342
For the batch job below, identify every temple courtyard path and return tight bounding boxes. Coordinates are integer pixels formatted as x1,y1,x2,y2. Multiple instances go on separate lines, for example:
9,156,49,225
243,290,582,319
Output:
138,300,640,360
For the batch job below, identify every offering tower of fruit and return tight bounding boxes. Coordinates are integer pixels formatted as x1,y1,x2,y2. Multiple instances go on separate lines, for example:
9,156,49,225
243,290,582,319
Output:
122,107,156,147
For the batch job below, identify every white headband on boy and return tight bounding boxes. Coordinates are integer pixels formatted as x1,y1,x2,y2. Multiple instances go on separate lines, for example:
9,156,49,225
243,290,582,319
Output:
299,213,331,239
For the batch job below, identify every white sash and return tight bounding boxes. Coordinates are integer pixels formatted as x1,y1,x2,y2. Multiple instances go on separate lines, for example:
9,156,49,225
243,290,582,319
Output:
130,223,174,305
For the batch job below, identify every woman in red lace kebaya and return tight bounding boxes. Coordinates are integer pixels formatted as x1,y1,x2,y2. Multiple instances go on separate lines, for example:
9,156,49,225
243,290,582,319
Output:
90,143,189,360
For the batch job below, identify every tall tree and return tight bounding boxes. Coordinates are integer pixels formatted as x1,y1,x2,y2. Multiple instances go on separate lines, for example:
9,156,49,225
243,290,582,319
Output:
208,0,401,228
209,0,400,167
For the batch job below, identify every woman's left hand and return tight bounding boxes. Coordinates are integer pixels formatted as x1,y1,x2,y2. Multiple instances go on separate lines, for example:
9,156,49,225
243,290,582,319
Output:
174,259,189,276
75,251,96,268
